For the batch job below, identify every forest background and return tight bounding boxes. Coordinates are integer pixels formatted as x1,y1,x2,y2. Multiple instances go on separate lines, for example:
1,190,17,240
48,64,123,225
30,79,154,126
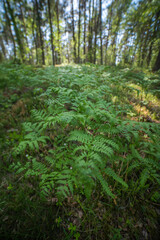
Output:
0,0,160,71
0,1,160,240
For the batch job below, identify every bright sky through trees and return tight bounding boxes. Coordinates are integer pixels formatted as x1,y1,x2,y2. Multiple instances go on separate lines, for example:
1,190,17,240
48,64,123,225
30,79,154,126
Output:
0,0,160,70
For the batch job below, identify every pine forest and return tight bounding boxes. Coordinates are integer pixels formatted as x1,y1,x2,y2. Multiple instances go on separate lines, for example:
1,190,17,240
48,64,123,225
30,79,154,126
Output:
0,0,160,239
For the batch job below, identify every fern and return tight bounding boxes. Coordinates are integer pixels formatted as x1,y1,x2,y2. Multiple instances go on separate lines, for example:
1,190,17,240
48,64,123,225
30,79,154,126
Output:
139,168,149,188
95,168,115,198
11,64,160,203
105,167,128,188
68,130,92,144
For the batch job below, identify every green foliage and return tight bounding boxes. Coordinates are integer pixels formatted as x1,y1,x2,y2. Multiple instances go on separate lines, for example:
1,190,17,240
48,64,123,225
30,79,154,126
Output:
1,63,160,239
10,64,160,203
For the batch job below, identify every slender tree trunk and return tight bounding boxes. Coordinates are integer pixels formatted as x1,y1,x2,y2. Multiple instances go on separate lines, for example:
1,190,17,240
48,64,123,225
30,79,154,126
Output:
47,0,55,65
32,1,39,64
111,17,121,65
105,2,113,65
131,40,138,66
78,0,81,63
71,0,76,63
20,4,32,62
138,39,143,66
93,0,98,64
3,0,16,58
19,8,28,45
122,34,129,64
91,0,95,64
140,29,149,67
105,35,109,65
0,36,6,58
147,42,153,67
99,0,103,64
83,0,86,62
35,0,45,65
6,0,24,61
147,11,160,67
88,0,94,63
153,48,160,71
88,0,93,62
32,9,38,64
56,0,61,64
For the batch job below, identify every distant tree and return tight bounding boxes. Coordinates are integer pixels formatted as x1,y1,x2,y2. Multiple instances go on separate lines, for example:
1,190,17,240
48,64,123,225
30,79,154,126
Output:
6,0,25,61
71,0,76,62
3,0,16,58
47,0,55,66
78,0,81,63
35,0,45,65
153,49,160,71
99,0,103,64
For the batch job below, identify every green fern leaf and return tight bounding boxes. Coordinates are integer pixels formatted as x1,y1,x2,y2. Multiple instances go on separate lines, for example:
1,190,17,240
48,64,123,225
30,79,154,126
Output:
105,167,128,188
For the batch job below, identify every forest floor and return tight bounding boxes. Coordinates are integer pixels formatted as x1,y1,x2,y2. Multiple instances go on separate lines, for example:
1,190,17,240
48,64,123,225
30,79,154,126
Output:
0,62,160,240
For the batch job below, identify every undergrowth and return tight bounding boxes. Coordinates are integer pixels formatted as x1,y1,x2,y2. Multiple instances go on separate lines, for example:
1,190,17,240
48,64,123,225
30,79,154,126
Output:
0,62,160,240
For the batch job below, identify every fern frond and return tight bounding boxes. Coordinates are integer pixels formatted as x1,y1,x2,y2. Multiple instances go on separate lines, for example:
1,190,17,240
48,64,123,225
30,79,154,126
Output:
92,141,113,157
32,158,48,174
105,167,128,188
139,168,149,187
94,136,119,151
96,170,115,198
68,130,92,144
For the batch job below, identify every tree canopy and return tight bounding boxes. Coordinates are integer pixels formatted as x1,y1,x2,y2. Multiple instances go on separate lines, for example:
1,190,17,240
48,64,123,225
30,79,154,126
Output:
0,0,160,70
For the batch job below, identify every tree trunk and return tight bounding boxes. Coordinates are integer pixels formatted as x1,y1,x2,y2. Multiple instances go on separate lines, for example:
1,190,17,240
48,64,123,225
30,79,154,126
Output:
83,0,86,62
47,0,55,66
111,17,121,65
3,0,16,58
0,36,6,58
140,29,149,67
20,3,31,62
6,0,24,61
147,11,160,67
99,0,103,64
71,0,76,63
78,0,81,63
35,0,45,65
93,0,98,64
105,2,113,65
32,1,39,64
153,49,160,71
32,7,38,64
88,0,93,63
56,0,61,64
105,35,109,65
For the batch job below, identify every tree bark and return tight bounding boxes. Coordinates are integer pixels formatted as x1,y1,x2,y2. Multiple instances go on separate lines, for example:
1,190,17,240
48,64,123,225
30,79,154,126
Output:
35,0,45,65
153,49,160,71
71,0,76,63
56,0,61,64
147,10,160,67
99,0,103,64
105,2,113,65
140,29,149,67
47,0,55,65
6,0,24,61
93,0,98,64
32,5,38,64
20,3,32,62
3,0,16,58
0,36,6,58
83,0,86,62
88,0,93,63
78,0,81,63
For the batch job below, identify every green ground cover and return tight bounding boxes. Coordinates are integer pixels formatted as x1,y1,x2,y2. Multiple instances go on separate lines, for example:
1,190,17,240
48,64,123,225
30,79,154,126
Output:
0,62,160,239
